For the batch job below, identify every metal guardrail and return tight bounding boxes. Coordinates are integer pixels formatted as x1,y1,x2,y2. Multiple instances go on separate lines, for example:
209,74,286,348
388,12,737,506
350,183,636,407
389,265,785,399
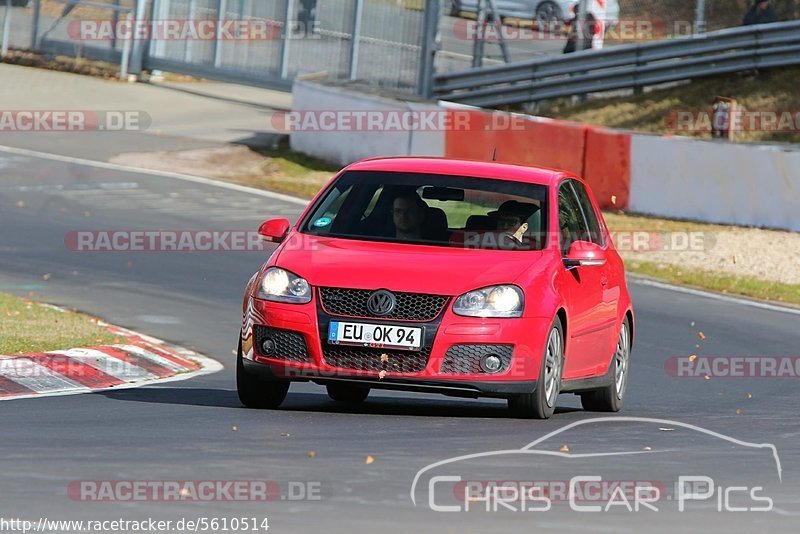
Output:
434,20,800,107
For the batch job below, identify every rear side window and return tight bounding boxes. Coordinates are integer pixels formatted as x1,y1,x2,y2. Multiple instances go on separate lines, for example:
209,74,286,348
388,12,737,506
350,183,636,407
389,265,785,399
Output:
571,181,605,246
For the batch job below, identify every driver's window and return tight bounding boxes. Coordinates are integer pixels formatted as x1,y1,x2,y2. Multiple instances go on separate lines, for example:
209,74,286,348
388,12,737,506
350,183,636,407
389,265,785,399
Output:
558,182,589,255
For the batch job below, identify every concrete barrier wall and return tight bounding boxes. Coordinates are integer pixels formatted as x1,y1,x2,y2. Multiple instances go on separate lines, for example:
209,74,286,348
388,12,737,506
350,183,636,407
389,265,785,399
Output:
630,135,800,231
444,109,587,176
289,80,444,165
583,127,631,210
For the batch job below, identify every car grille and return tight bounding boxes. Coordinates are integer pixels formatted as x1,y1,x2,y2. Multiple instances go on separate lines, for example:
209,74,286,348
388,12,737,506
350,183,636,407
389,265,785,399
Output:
319,287,449,322
441,344,514,375
322,346,431,374
254,325,310,363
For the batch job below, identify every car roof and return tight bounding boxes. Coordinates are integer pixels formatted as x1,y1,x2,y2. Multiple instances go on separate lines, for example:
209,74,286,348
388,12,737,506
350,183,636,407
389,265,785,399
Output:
344,157,570,187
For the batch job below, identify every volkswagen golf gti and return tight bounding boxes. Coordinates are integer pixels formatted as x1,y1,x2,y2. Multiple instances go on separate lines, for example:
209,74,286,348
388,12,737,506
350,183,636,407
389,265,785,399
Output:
237,158,634,418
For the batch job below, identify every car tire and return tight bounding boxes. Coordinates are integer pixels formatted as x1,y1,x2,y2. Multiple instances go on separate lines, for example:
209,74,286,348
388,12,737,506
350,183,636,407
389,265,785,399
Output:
508,318,564,419
326,384,370,403
580,318,631,412
236,339,290,409
535,1,561,32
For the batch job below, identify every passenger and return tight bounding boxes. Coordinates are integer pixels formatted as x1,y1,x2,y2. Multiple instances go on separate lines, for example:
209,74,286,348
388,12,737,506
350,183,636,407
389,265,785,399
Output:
392,193,427,241
496,201,536,244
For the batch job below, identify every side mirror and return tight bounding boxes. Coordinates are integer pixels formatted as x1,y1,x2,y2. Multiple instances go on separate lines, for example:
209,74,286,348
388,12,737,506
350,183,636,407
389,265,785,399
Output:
563,241,606,268
258,218,291,243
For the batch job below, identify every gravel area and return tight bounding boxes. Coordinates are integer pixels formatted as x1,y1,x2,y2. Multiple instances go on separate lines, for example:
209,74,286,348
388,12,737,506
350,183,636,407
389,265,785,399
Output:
616,226,800,285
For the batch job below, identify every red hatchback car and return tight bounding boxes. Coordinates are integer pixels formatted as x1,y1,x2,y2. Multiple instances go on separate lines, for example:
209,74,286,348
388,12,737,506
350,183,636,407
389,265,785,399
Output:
238,158,634,418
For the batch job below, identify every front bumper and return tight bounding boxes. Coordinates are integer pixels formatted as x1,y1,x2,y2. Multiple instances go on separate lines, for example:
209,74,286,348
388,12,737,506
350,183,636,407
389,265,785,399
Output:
241,294,551,398
241,357,536,398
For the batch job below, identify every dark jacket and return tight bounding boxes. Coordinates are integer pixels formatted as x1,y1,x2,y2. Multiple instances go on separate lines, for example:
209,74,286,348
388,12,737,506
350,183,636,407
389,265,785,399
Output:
743,4,778,26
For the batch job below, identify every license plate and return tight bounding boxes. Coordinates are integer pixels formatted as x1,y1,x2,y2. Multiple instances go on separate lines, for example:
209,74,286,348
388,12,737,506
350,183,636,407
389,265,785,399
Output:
328,321,423,351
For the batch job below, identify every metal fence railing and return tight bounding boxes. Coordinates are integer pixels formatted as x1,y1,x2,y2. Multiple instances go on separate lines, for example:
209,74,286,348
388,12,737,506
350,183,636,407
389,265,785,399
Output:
433,20,800,107
1,0,429,93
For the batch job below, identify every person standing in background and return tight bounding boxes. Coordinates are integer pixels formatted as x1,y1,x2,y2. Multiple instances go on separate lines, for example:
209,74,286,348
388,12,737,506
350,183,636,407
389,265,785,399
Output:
298,0,318,35
743,0,778,25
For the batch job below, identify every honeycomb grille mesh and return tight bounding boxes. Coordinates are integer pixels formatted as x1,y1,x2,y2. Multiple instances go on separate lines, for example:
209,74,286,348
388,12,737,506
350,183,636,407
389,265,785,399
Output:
254,326,310,363
319,287,448,322
322,346,431,374
441,344,514,375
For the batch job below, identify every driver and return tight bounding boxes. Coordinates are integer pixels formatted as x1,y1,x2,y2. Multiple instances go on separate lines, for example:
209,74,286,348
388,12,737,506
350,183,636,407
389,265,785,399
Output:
392,193,427,241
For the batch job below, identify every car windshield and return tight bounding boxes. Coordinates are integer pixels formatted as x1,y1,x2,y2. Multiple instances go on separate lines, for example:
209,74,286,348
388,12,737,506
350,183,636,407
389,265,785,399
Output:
301,170,548,251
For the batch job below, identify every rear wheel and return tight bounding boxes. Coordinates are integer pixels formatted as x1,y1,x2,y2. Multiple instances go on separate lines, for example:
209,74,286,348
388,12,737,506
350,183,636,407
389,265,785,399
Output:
581,318,630,412
327,384,370,403
508,319,563,419
535,1,561,32
236,339,290,409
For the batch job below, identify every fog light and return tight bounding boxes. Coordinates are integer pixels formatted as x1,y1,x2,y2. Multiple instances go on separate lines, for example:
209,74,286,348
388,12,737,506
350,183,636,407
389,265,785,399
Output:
260,338,276,356
481,354,503,374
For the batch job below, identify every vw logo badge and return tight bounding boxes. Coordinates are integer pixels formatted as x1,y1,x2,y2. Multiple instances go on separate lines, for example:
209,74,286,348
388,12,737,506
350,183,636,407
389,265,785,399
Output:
367,290,396,316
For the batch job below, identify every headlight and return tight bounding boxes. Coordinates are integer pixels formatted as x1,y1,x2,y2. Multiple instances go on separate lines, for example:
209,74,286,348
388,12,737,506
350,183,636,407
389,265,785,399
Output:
257,267,311,304
453,285,524,318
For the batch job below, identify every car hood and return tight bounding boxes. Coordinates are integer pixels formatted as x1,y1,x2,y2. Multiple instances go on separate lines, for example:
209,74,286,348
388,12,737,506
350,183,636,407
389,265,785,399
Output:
274,233,547,296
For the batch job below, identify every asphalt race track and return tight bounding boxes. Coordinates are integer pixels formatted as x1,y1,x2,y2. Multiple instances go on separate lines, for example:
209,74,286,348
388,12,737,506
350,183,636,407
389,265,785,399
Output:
1,147,799,532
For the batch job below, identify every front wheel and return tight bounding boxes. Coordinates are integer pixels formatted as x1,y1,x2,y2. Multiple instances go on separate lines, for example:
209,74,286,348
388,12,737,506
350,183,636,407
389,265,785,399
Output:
581,318,631,412
508,319,563,419
236,340,290,409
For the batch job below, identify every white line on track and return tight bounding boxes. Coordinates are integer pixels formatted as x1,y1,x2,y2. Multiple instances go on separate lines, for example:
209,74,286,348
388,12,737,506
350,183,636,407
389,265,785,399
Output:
630,277,800,317
0,144,308,206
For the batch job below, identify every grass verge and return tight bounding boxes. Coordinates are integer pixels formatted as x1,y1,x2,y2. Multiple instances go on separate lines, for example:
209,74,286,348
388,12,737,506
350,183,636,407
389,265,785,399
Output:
0,292,118,355
248,140,340,199
541,66,800,144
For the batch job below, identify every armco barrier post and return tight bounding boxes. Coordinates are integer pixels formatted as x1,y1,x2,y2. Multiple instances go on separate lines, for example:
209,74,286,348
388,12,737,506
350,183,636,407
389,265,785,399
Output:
417,0,439,98
694,0,707,34
128,0,150,76
280,0,295,79
348,0,363,81
120,12,134,80
1,0,11,58
30,0,40,49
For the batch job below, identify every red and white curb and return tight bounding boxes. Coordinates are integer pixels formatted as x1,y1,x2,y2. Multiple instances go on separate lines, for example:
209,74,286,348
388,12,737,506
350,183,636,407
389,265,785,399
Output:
0,317,222,401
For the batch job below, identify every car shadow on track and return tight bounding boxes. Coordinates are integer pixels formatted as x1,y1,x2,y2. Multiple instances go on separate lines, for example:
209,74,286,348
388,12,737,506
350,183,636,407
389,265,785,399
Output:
100,387,582,418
